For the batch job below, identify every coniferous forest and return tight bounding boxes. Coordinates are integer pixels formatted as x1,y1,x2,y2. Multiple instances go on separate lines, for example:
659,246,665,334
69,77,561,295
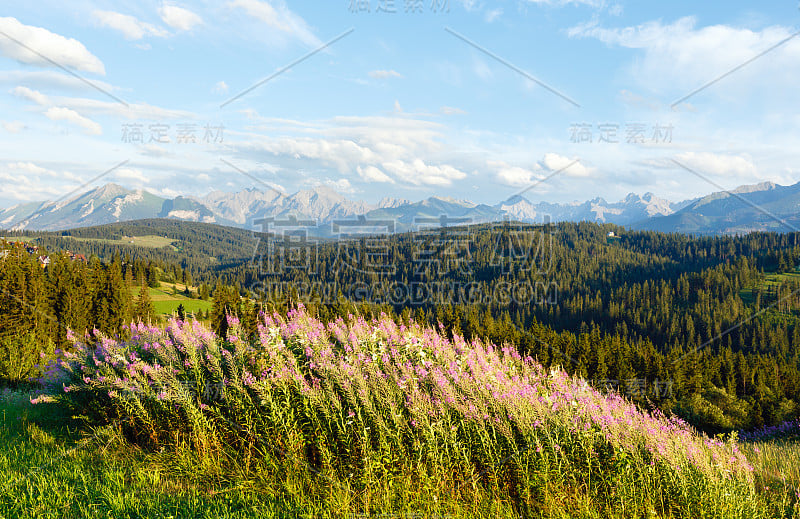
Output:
5,219,800,434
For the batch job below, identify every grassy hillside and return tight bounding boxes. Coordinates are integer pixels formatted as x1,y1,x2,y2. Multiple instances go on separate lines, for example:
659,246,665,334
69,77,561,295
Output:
739,268,800,318
64,234,179,250
5,309,795,518
0,389,274,518
131,281,213,319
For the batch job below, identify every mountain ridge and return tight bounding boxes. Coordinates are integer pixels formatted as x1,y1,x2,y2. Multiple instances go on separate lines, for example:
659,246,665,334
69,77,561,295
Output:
633,180,800,234
0,179,794,234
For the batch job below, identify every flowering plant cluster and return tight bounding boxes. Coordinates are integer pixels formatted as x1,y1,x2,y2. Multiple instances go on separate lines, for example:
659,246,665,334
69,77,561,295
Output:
740,419,800,442
34,306,755,509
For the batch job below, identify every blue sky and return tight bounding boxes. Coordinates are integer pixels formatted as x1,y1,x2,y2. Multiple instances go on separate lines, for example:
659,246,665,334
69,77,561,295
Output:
0,0,799,207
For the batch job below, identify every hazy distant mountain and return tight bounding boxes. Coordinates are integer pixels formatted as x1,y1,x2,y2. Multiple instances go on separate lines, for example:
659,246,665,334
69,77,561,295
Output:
158,196,236,226
0,183,417,232
277,185,377,222
198,188,285,225
2,180,797,235
496,192,685,226
363,196,503,231
633,181,800,235
197,186,381,226
378,196,411,209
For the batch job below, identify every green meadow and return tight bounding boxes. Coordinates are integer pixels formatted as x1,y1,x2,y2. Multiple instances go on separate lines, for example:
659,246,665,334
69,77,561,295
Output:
131,282,213,319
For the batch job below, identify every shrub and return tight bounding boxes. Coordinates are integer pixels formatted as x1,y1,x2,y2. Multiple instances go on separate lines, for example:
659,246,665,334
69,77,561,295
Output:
0,331,54,384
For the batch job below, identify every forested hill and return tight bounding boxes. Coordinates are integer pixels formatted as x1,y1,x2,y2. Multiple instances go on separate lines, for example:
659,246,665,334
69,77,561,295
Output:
5,219,256,284
4,218,800,432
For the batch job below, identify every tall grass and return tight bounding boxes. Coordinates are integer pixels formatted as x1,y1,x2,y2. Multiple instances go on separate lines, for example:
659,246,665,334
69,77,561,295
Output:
34,306,778,517
737,419,800,517
0,387,308,518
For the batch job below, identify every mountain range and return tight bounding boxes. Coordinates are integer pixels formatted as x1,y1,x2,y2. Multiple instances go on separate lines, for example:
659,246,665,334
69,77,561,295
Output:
0,180,796,235
634,181,800,235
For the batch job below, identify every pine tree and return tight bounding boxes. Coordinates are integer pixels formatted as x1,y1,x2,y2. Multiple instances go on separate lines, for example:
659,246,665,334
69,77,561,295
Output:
211,285,241,338
48,253,90,347
91,257,132,335
147,266,159,288
133,277,155,323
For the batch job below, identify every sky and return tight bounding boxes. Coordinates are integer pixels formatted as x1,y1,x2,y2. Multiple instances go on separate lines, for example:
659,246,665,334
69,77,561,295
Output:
0,0,799,208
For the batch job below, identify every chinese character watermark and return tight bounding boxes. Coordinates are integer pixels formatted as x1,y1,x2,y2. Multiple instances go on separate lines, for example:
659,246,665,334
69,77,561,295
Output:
593,378,674,400
332,216,396,275
252,216,319,276
348,0,448,13
248,215,559,307
121,122,224,145
569,122,673,144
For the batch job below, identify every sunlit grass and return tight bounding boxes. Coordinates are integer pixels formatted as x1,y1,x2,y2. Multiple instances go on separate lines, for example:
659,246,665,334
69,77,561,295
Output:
64,235,179,250
131,281,213,318
3,308,799,517
0,388,308,518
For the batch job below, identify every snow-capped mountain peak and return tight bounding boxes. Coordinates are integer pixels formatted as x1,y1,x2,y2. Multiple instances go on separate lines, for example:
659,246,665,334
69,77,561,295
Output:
3,180,784,234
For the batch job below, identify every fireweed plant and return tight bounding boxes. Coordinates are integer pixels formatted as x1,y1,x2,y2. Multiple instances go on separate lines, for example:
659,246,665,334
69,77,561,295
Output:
33,306,765,516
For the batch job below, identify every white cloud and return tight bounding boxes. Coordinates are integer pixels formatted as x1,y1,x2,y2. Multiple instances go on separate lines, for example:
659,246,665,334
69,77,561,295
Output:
440,106,466,115
674,151,757,178
44,107,102,135
369,69,402,79
241,137,381,173
159,4,203,31
490,155,590,187
231,113,484,189
0,17,105,74
12,86,49,105
0,164,76,202
357,165,394,184
458,0,480,11
113,167,150,184
542,153,591,177
0,163,82,202
0,70,117,94
7,162,61,177
569,17,800,95
92,10,168,40
324,178,354,193
489,160,541,187
213,80,229,94
382,159,468,186
139,144,172,158
12,86,195,120
237,114,444,166
150,186,182,199
226,0,321,47
2,121,24,133
485,9,503,23
74,99,193,120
